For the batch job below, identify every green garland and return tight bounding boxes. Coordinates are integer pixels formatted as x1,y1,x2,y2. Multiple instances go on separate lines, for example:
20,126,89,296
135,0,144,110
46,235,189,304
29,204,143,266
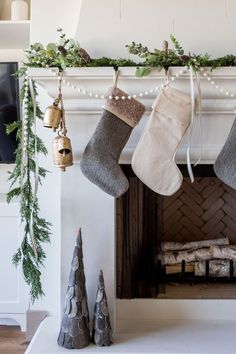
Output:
126,35,236,76
7,73,50,302
9,30,236,302
23,30,236,74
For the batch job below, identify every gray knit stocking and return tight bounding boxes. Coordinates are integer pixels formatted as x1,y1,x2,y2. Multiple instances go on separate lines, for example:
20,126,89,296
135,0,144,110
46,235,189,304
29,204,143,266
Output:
80,87,145,197
214,118,236,189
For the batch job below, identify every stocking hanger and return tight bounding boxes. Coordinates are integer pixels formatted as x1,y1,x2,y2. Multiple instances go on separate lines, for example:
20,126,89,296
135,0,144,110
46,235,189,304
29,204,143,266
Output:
164,67,170,87
162,40,170,88
113,69,119,89
56,70,63,105
57,71,67,136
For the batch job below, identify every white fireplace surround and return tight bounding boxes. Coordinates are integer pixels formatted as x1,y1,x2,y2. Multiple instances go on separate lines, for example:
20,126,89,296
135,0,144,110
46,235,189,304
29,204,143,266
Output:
25,67,236,353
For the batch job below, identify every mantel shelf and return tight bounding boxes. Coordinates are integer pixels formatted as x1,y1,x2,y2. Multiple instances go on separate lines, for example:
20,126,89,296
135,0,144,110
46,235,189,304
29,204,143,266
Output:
0,20,30,49
28,67,236,115
28,66,236,78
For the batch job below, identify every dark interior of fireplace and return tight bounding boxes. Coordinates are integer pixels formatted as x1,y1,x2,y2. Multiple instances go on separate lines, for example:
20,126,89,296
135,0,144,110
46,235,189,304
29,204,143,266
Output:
116,164,236,299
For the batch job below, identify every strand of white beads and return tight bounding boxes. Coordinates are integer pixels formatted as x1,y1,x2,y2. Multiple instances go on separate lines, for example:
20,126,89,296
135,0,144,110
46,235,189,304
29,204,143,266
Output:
23,73,29,151
200,67,235,98
46,66,236,102
47,67,188,99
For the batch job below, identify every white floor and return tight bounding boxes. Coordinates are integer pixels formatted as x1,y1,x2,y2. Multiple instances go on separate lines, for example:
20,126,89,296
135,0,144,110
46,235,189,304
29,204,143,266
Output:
25,316,236,354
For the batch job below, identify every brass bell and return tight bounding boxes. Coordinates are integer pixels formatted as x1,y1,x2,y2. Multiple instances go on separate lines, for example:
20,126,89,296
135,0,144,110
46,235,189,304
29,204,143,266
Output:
52,135,73,171
44,101,61,132
57,135,72,155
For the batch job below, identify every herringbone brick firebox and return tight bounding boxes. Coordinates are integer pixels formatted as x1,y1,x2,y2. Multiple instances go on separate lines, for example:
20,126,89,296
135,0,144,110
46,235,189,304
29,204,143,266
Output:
163,176,236,244
116,165,236,300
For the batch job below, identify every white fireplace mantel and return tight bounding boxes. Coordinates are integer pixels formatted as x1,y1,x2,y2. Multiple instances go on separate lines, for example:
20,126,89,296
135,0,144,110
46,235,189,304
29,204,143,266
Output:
28,66,236,113
26,66,236,354
28,66,236,164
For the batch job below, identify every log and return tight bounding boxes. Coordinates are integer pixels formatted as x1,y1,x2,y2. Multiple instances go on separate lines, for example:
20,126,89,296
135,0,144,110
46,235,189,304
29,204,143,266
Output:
162,247,212,265
211,245,236,260
165,263,195,274
195,260,236,277
161,238,229,252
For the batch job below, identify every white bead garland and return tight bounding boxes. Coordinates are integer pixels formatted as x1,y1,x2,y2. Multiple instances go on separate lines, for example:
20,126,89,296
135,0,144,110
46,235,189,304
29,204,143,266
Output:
201,69,235,98
47,67,236,104
47,67,184,100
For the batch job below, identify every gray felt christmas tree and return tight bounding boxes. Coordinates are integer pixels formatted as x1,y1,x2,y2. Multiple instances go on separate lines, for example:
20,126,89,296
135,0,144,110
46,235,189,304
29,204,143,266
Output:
57,229,90,349
92,270,112,346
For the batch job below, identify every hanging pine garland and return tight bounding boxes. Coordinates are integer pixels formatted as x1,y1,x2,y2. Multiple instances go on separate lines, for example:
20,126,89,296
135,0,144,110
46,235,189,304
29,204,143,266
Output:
7,71,51,302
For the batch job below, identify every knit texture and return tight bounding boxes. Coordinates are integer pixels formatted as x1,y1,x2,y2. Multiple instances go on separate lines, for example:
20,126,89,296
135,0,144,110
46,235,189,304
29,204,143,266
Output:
214,118,236,189
80,110,132,197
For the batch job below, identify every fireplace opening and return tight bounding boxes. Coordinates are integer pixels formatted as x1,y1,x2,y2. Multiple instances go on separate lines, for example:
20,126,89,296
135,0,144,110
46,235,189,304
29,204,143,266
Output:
116,164,236,300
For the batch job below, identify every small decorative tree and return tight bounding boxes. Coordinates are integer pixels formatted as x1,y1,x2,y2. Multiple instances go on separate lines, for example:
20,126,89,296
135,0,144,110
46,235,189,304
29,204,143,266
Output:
57,229,90,349
92,270,112,346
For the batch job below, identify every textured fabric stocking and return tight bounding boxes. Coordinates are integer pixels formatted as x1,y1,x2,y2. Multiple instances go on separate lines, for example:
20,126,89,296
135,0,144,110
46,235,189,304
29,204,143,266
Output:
80,87,145,197
132,87,191,196
214,118,236,189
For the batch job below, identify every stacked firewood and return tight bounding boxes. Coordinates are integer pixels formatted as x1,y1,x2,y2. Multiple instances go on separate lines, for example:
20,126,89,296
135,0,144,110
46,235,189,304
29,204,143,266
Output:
161,237,236,277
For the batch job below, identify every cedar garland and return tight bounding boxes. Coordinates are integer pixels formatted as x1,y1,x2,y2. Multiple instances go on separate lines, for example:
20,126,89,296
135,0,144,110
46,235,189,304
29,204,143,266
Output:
7,73,50,302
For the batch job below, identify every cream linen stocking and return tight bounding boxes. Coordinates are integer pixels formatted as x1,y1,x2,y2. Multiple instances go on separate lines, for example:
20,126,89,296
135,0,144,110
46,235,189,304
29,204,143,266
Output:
131,87,191,196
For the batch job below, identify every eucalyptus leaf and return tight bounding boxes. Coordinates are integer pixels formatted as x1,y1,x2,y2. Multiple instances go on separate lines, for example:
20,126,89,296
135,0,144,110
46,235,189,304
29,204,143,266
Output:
59,38,66,46
46,43,57,52
136,67,153,77
61,62,67,70
33,42,44,50
68,38,76,47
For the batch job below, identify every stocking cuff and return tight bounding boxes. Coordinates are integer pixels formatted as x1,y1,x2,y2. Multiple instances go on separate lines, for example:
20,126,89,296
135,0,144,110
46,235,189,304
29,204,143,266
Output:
104,87,145,127
152,87,191,126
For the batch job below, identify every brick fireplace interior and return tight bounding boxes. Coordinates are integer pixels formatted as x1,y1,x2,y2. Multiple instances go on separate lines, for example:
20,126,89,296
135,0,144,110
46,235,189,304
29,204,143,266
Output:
116,164,236,300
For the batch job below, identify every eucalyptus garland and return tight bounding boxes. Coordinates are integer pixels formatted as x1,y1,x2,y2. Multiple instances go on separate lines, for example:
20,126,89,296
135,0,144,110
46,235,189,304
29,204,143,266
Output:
23,29,236,73
126,35,236,76
8,29,236,302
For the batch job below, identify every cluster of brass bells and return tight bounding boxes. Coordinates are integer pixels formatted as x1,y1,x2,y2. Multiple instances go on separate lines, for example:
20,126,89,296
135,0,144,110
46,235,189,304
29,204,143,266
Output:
43,86,73,171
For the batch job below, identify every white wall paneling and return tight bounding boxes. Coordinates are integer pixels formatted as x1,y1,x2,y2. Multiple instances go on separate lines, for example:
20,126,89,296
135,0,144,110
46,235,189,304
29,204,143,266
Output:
0,49,28,328
0,202,28,330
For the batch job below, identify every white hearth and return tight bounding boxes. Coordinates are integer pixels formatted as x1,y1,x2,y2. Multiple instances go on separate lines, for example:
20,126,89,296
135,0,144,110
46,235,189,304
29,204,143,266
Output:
26,67,236,353
25,316,236,354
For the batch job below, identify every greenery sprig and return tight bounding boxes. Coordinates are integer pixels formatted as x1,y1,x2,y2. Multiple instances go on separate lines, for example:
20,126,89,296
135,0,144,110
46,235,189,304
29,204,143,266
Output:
126,34,236,76
24,28,137,70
